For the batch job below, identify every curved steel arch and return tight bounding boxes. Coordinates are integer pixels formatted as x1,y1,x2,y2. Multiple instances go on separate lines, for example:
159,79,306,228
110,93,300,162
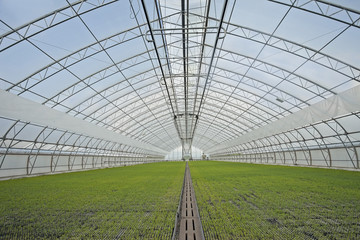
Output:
0,0,120,53
72,71,161,120
268,0,360,28
190,13,360,82
7,24,148,95
183,51,313,111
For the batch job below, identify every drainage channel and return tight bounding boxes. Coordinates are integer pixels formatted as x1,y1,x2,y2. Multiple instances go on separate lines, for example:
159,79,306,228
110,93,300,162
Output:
172,162,205,240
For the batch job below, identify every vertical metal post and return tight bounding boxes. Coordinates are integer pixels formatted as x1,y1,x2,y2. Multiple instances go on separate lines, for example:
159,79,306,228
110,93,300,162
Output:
283,151,286,164
50,155,54,172
355,147,359,169
274,152,276,164
26,155,30,175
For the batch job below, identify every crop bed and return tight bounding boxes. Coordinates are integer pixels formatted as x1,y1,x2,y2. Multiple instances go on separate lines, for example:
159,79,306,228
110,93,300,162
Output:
189,161,360,239
0,162,185,239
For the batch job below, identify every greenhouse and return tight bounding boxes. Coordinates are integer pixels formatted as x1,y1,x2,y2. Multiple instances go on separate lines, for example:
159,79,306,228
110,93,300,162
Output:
0,0,360,239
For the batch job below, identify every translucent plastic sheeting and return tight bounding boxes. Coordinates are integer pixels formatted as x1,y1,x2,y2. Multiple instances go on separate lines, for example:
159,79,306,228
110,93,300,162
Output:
0,89,166,155
208,84,360,154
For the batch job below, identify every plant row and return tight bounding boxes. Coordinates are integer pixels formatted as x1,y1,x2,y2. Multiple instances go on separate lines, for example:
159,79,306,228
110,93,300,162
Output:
0,162,185,239
189,161,360,239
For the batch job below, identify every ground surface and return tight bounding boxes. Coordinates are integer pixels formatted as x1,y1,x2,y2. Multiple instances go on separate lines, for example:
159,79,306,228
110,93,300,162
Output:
189,161,360,240
0,162,185,239
1,161,359,239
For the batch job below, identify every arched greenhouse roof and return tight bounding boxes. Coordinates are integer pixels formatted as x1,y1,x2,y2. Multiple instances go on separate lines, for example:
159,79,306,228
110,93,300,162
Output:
1,0,360,177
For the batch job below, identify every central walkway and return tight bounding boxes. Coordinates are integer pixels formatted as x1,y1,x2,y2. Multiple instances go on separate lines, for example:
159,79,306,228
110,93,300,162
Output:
173,162,205,240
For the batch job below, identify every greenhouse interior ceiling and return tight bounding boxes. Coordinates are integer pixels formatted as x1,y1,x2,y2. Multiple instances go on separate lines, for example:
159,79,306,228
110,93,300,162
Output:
0,0,360,177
